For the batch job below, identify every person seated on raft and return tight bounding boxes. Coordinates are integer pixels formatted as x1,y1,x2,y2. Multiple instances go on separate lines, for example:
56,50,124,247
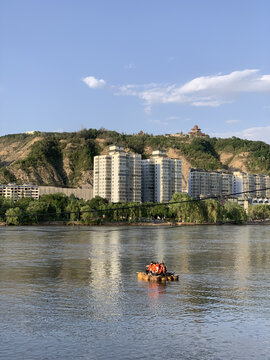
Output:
158,262,167,276
146,261,154,274
150,262,159,276
146,262,167,276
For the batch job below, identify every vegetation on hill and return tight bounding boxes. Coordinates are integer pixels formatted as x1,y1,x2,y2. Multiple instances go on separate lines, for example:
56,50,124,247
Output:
0,129,270,186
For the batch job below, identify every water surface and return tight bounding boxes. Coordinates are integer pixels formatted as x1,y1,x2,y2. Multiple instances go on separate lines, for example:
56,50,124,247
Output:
1,225,270,359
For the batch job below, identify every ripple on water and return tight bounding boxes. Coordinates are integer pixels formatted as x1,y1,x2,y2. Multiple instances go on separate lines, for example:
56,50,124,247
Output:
1,225,270,359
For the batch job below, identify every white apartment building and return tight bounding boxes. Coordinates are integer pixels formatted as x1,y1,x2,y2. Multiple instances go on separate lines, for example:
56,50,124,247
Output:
233,172,270,199
255,174,267,198
221,173,233,196
142,150,182,203
93,155,112,200
188,169,234,199
266,176,270,198
141,159,155,202
93,145,141,203
0,183,39,201
188,169,270,200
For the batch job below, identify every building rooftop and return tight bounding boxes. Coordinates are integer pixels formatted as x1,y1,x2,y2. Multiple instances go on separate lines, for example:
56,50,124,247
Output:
188,125,206,137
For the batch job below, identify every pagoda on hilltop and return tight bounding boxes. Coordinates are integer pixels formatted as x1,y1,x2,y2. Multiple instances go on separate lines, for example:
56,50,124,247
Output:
188,125,206,138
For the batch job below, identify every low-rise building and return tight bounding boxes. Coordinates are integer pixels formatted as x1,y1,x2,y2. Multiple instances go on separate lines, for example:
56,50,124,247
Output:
0,183,39,201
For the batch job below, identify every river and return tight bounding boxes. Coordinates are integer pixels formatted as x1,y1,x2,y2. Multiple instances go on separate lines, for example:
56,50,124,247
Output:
1,225,270,359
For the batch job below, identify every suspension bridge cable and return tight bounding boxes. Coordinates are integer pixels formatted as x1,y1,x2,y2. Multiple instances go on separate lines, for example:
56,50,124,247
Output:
2,186,270,219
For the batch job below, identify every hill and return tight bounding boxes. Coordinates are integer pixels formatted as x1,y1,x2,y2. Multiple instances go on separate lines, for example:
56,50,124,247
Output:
0,129,270,189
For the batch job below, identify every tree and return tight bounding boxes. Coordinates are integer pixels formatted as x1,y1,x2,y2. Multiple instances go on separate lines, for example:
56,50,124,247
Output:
26,201,53,223
188,201,206,223
87,196,109,209
65,198,84,221
248,204,270,220
224,201,247,224
170,193,196,222
39,193,69,220
204,199,224,223
16,197,35,211
0,197,15,221
5,207,24,225
151,204,169,219
80,204,99,224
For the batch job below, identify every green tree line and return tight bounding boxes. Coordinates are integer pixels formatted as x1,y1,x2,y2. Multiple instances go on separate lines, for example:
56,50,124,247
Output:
1,192,263,226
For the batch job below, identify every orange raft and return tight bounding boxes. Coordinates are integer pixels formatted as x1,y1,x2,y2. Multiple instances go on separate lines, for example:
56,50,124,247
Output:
137,272,179,282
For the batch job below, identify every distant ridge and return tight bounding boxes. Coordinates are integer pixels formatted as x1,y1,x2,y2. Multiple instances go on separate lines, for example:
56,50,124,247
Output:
0,128,270,188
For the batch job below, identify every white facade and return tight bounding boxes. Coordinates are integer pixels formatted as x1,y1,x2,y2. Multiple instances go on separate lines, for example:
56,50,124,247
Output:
93,146,141,203
233,172,270,199
221,173,233,196
232,171,244,196
188,169,234,199
93,155,112,200
142,150,182,203
141,159,155,203
188,169,270,200
255,174,267,197
0,183,39,201
188,169,210,198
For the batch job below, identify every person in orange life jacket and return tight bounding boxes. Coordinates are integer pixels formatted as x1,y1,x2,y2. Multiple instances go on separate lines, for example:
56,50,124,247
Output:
158,262,167,275
149,262,156,274
151,262,160,276
146,261,154,274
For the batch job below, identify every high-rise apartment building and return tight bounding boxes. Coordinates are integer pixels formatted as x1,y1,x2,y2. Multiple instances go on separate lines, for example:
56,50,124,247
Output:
93,155,112,200
188,169,233,199
188,169,270,200
255,174,267,197
233,172,270,199
142,150,182,203
266,176,270,198
94,146,182,203
93,145,141,203
221,173,233,196
141,159,155,202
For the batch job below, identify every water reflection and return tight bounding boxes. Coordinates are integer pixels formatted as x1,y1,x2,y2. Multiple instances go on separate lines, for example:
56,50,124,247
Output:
1,225,270,359
88,229,123,319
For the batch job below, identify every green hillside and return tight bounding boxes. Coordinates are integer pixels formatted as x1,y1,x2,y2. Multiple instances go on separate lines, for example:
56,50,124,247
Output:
0,129,269,186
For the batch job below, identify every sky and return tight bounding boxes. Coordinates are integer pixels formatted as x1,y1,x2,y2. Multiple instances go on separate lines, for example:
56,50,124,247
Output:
1,0,270,142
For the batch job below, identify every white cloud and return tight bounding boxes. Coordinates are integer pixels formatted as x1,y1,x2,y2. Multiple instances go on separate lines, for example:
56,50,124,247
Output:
211,125,270,144
178,69,268,94
82,69,270,112
192,99,230,107
116,69,270,111
82,76,106,88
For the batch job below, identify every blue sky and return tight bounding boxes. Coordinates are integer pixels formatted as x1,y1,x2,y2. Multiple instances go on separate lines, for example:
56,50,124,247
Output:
1,0,270,142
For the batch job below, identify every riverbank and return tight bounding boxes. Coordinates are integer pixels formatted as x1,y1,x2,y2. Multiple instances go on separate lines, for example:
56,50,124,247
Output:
1,220,270,227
